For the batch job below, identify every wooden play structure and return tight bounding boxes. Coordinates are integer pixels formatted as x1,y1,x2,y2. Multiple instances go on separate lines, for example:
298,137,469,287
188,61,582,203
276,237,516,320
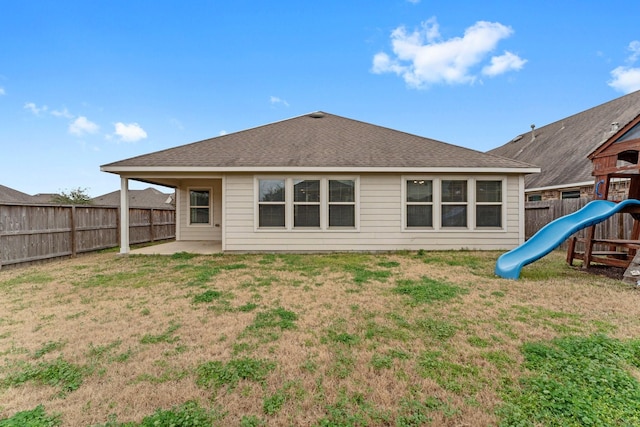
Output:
567,114,640,282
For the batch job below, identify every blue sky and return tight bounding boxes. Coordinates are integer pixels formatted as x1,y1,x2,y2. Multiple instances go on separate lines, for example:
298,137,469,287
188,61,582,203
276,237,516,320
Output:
2,0,640,197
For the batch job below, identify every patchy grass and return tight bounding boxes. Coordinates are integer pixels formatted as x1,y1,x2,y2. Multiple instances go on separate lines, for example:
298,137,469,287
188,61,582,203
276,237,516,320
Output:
1,250,640,426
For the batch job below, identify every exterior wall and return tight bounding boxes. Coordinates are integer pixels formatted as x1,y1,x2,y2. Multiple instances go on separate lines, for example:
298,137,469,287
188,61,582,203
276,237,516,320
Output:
526,180,630,201
222,173,523,252
177,179,222,241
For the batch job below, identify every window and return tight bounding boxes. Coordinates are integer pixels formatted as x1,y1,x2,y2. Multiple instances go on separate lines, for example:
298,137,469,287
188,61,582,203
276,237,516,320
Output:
527,194,542,202
406,180,433,227
476,180,502,227
256,177,358,231
403,177,505,231
189,189,211,225
329,180,356,227
441,180,467,227
258,179,285,227
561,190,580,199
294,180,320,227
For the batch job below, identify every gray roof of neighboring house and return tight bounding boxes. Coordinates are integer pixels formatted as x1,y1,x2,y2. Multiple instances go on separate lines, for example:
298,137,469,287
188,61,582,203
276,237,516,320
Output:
488,90,640,190
92,188,175,209
102,112,536,171
0,184,32,203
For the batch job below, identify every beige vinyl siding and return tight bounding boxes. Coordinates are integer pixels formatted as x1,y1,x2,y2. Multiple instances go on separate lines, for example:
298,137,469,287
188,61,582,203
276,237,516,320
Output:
178,179,222,241
223,173,523,252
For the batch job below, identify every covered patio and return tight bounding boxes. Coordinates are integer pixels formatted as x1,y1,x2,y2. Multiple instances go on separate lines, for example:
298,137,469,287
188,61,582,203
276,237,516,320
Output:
130,240,222,255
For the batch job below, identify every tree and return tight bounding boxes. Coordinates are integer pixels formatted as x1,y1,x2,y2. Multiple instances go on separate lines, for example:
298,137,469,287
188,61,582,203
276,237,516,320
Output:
51,187,93,205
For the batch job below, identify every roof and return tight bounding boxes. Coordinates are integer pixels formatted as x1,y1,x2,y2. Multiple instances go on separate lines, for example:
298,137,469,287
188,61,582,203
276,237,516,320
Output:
102,112,537,173
488,90,640,190
0,184,32,203
92,188,175,209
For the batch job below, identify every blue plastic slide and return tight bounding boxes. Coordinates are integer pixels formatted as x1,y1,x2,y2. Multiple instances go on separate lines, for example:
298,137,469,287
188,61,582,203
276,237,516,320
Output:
495,199,640,279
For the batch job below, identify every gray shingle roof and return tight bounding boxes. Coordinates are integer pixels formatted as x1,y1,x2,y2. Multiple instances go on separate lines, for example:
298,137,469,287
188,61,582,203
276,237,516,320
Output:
102,112,535,171
91,188,175,209
488,90,640,189
0,185,32,203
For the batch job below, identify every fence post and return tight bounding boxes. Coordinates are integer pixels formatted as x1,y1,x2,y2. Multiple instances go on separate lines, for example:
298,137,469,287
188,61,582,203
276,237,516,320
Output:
70,205,76,257
150,208,155,242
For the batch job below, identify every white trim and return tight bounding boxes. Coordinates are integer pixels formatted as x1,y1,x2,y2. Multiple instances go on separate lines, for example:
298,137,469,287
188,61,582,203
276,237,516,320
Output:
221,176,226,251
175,189,181,240
187,187,213,227
518,175,525,244
525,181,594,192
102,165,540,174
119,177,130,254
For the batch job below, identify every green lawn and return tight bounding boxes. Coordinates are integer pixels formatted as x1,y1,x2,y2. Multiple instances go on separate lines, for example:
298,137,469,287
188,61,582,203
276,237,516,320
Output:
1,250,640,426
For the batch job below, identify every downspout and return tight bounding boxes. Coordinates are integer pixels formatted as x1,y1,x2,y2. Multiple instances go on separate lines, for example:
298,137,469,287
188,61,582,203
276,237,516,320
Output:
120,177,130,254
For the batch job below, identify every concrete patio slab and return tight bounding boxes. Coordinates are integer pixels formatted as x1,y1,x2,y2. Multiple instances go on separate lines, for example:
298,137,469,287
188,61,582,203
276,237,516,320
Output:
130,241,222,255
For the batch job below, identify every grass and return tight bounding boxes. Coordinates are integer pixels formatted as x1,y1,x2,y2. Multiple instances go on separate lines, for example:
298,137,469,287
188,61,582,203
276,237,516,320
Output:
1,249,640,425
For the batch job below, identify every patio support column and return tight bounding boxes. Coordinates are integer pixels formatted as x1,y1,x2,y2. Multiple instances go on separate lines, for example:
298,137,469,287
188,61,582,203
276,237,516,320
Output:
120,177,130,254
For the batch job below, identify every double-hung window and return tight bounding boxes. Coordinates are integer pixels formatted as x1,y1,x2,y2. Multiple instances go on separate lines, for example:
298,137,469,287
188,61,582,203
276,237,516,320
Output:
406,180,433,227
441,180,467,227
475,180,502,227
329,180,356,227
258,179,286,227
293,179,320,228
189,189,211,225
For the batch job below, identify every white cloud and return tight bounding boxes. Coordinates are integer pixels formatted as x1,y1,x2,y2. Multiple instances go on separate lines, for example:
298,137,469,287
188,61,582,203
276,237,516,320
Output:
628,40,640,63
608,40,640,94
24,102,48,115
114,122,147,142
270,96,289,107
69,116,99,136
51,107,74,119
407,0,420,3
608,66,640,94
482,51,527,76
372,18,525,88
0,87,5,96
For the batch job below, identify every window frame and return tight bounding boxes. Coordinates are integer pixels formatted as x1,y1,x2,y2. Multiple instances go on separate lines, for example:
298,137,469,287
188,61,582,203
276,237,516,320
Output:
255,176,359,232
475,179,503,229
404,179,434,229
402,176,506,232
328,179,357,229
257,179,287,229
561,190,580,199
187,187,212,227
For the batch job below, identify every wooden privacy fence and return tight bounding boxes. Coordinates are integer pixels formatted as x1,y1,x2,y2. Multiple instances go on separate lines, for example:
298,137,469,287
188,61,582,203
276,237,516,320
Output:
0,203,175,268
525,199,635,249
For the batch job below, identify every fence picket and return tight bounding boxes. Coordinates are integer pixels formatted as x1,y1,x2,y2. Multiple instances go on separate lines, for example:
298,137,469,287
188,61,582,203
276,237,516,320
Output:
0,203,175,268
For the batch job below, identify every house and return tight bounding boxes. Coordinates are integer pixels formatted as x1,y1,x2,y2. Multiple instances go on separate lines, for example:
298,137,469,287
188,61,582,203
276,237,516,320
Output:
92,187,175,209
0,184,32,203
100,111,539,253
488,90,640,201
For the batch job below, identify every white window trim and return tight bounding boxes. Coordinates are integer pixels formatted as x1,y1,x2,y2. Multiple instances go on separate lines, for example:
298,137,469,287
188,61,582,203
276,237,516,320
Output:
254,176,359,232
187,187,213,227
474,178,505,230
401,176,506,232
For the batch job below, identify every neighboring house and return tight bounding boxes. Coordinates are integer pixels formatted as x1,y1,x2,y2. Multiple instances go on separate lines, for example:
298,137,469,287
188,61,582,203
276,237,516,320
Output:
92,187,175,209
488,90,640,201
30,193,59,204
0,185,32,203
101,111,538,253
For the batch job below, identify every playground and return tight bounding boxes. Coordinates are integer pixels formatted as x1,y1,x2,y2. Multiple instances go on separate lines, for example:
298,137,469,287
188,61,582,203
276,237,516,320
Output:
496,114,640,281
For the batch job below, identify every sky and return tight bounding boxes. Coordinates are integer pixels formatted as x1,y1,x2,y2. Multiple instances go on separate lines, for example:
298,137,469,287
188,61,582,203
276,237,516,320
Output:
1,0,640,197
